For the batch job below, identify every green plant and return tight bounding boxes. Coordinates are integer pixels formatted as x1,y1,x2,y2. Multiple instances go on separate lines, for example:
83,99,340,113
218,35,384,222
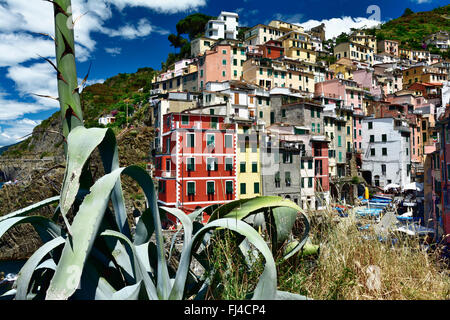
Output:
0,0,310,301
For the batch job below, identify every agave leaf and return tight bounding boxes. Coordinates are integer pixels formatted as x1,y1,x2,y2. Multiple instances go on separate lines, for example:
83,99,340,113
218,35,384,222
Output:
59,126,110,230
103,236,135,284
271,206,300,247
15,237,65,300
99,230,158,300
281,213,311,261
169,218,277,300
0,196,60,223
208,196,304,222
111,281,142,300
275,290,311,300
46,167,127,300
0,290,17,300
0,216,61,244
98,127,131,238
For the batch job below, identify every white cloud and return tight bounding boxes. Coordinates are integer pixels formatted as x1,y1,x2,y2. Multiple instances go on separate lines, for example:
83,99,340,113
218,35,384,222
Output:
0,0,205,143
104,18,156,39
0,33,55,67
106,0,207,13
0,118,42,147
412,0,432,3
105,47,122,56
300,16,382,40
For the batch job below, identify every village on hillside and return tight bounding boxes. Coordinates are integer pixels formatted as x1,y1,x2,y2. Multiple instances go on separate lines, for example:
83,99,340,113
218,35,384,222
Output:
98,11,450,247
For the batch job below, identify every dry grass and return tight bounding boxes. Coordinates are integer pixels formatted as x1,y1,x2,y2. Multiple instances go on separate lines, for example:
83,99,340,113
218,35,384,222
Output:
279,209,450,300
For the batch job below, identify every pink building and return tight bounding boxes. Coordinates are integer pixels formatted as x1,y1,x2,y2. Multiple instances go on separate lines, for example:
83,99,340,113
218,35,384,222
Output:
197,44,232,90
377,40,399,57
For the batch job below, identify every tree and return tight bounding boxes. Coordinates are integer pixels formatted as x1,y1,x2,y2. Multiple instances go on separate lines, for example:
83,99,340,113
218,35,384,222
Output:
175,13,216,40
402,8,414,17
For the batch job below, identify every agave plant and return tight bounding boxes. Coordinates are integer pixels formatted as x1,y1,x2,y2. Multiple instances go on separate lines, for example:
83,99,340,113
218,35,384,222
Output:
0,0,313,300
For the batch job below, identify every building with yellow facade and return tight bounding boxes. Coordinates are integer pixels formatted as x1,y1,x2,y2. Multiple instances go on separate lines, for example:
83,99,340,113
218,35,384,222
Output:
237,122,262,199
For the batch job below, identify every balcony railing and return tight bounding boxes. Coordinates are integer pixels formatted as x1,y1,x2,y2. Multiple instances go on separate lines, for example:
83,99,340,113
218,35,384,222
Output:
160,170,177,179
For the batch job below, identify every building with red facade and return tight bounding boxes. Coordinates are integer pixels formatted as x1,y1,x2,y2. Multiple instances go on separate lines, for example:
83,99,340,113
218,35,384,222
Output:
154,113,238,222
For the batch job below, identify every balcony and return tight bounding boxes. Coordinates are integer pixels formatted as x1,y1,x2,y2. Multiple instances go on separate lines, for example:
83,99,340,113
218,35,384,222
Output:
160,170,177,179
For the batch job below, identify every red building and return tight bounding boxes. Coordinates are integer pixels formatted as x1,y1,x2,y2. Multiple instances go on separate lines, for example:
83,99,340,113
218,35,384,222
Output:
154,113,238,222
260,40,284,60
312,137,330,193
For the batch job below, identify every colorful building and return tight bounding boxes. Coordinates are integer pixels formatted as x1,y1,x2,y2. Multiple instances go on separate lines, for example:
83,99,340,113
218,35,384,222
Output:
154,113,238,221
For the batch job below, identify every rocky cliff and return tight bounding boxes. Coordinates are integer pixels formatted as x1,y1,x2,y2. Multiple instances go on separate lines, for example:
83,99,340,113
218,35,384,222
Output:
0,115,154,261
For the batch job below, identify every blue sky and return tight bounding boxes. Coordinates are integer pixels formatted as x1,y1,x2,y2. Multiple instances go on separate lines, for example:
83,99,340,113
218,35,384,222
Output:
0,0,447,147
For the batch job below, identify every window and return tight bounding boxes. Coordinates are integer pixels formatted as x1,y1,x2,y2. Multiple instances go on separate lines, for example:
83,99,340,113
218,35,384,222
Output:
370,135,375,143
207,181,215,195
158,180,166,193
308,177,313,188
368,122,373,130
285,172,291,187
252,162,258,173
347,126,351,135
308,160,313,169
382,148,387,156
222,59,227,65
207,158,218,171
222,50,227,55
187,182,195,196
211,117,219,129
225,158,233,171
447,164,450,181
206,133,215,147
382,134,387,142
317,124,321,134
381,164,386,175
275,172,281,188
225,134,233,149
182,115,189,125
254,182,260,194
371,148,376,156
311,108,315,118
240,183,247,195
187,158,195,172
226,181,234,195
240,162,246,173
338,136,342,147
187,133,195,148
312,123,316,132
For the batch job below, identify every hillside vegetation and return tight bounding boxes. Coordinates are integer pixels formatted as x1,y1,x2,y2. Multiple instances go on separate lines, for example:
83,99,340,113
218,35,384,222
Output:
371,5,450,52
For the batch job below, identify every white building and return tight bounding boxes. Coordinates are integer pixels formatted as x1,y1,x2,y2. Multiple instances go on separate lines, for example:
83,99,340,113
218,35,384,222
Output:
361,117,412,189
98,114,116,126
205,12,239,40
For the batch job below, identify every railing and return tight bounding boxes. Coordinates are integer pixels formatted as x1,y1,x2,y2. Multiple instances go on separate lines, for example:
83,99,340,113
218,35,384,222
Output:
160,170,177,178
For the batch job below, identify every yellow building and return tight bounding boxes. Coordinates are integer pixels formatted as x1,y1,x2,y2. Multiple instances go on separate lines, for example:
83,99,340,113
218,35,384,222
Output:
349,30,377,51
151,62,199,94
242,57,315,93
329,58,357,80
278,31,316,63
403,65,448,87
334,42,375,65
237,123,262,199
229,41,247,81
190,37,217,57
244,20,304,46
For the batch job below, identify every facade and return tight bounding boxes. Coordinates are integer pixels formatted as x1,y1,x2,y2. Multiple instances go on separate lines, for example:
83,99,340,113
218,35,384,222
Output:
205,12,239,40
237,123,262,199
242,56,315,93
425,31,450,51
403,64,448,88
377,40,399,57
361,117,412,189
334,42,374,66
151,59,198,94
154,113,238,220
